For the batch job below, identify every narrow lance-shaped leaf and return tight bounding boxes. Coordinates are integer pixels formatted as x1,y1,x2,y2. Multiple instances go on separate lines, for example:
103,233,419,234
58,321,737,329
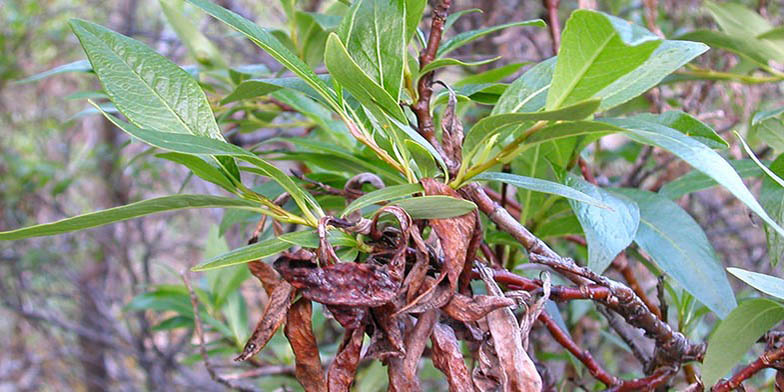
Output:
437,19,545,57
342,183,423,217
337,0,406,100
565,176,640,273
393,196,476,219
186,0,339,110
474,171,611,209
702,299,784,388
604,117,784,240
160,0,227,67
192,230,317,271
462,98,601,159
95,105,323,222
0,195,265,241
612,188,736,318
14,60,92,84
547,10,706,111
324,33,407,122
69,19,239,179
727,268,784,301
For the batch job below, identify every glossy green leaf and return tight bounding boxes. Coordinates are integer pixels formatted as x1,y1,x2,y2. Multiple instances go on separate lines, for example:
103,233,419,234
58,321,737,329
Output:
337,0,406,100
727,268,784,300
632,111,728,149
392,196,476,219
160,0,226,67
157,152,237,192
702,299,784,388
69,19,239,179
0,195,263,241
547,11,706,111
437,19,545,57
324,33,407,121
192,230,316,271
341,183,423,217
419,56,500,75
760,154,784,265
444,8,482,32
565,176,640,273
705,1,772,37
70,19,223,140
455,62,528,87
604,117,784,239
405,0,426,43
677,30,780,68
187,0,339,109
658,160,761,199
97,107,323,221
492,57,556,115
613,188,735,318
475,172,610,209
15,60,92,84
463,98,601,158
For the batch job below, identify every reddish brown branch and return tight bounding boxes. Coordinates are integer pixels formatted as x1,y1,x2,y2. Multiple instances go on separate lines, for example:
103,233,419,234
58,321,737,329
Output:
712,344,784,392
543,0,561,54
411,0,452,163
606,366,676,392
539,312,620,387
613,253,662,320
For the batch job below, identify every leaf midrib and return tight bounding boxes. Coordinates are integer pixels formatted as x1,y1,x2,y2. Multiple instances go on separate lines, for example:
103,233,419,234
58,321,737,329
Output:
82,23,206,138
550,32,615,109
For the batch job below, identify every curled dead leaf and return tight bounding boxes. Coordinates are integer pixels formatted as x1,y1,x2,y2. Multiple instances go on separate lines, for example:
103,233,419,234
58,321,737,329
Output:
431,323,473,392
285,298,327,392
442,293,515,322
235,279,294,361
327,326,366,392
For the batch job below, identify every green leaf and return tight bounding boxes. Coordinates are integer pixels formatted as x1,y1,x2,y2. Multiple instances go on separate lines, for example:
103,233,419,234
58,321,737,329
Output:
493,57,556,115
341,183,423,217
705,1,772,37
702,299,784,388
437,19,545,57
324,33,407,121
547,11,706,111
69,19,239,179
14,60,92,84
405,0,426,43
463,98,601,158
676,30,781,68
419,56,500,75
337,0,406,100
475,172,610,209
444,8,482,32
160,0,227,67
392,196,476,219
97,107,323,222
727,268,784,301
565,176,640,273
760,154,784,265
613,188,735,318
0,195,263,241
605,117,784,240
632,111,728,149
193,230,317,271
187,0,339,110
157,152,237,192
658,160,761,199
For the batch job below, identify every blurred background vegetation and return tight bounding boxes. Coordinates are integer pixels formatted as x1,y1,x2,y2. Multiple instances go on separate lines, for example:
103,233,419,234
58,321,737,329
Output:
1,0,783,390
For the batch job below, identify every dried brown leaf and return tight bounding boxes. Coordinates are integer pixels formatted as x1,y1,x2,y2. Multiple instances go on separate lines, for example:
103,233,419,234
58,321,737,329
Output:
235,280,294,361
421,178,476,292
285,298,326,392
387,309,439,392
275,257,398,307
442,293,515,322
366,304,405,360
477,263,542,391
327,326,365,392
248,260,282,296
431,323,473,392
326,305,368,330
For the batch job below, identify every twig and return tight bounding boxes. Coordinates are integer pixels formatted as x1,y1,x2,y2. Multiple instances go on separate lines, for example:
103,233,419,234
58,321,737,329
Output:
411,0,452,165
542,0,561,54
606,366,676,392
539,312,620,387
712,344,784,392
613,253,662,320
182,272,261,392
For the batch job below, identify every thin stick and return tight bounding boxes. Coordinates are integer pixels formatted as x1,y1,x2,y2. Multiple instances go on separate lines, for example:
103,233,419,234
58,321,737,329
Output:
712,344,784,392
